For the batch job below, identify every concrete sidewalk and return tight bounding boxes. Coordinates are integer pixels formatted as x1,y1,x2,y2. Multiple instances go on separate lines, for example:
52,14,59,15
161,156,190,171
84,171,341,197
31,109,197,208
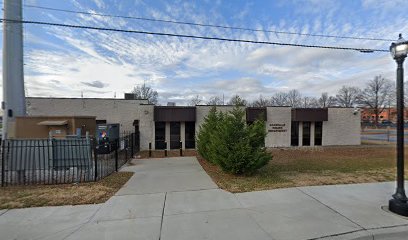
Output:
0,156,407,240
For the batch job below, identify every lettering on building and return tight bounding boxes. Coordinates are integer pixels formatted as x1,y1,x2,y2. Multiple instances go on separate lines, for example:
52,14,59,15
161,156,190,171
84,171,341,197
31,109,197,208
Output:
268,123,287,133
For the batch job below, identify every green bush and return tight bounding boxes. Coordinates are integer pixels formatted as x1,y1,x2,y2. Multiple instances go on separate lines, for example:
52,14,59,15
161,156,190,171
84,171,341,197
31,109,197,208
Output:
196,106,222,163
197,106,271,175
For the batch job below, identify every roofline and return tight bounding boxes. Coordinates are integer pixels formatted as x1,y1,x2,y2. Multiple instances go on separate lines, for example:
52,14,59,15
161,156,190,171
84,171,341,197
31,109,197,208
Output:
18,115,96,118
154,106,196,109
26,97,148,101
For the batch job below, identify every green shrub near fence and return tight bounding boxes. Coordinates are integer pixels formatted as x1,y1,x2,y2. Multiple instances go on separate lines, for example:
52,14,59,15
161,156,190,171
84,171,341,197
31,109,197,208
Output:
197,106,271,175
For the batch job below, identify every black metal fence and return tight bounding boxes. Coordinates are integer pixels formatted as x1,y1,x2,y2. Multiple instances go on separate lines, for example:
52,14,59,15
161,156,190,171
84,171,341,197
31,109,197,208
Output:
1,131,140,186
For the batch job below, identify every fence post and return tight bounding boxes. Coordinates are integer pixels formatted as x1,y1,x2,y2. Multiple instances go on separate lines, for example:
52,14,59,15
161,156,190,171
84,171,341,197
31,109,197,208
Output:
1,140,5,187
93,139,98,181
164,142,167,157
149,142,152,157
180,141,182,156
115,140,119,172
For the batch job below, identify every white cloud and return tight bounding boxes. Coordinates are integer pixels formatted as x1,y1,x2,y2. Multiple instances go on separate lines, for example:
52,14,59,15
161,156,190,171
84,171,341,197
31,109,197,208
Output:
1,0,405,105
91,0,106,9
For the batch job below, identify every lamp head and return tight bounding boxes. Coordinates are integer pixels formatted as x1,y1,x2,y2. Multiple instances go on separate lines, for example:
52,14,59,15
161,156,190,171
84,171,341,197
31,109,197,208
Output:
390,34,408,60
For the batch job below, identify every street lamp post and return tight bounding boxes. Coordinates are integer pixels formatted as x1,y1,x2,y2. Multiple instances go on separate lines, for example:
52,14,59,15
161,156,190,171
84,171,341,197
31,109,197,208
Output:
389,34,408,216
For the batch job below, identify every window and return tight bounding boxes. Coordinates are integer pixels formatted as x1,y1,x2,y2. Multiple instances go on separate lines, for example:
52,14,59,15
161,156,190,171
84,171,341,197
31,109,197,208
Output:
170,122,181,149
302,122,311,146
291,122,299,146
155,122,166,149
314,122,323,146
185,122,196,149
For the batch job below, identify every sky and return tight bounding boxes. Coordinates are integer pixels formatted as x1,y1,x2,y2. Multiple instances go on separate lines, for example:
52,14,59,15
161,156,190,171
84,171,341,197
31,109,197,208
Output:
1,0,408,105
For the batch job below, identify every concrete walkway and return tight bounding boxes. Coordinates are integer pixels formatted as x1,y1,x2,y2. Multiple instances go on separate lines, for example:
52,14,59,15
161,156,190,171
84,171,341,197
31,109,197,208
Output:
1,156,408,240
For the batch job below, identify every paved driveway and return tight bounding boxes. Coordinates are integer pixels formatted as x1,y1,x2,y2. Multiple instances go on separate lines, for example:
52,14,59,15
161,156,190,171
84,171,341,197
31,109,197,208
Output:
1,156,407,240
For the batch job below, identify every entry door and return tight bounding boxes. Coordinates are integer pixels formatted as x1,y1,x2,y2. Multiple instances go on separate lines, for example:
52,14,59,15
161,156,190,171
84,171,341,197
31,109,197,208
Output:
170,122,181,149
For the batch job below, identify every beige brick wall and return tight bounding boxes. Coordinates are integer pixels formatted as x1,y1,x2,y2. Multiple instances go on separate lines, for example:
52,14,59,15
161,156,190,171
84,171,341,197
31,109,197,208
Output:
26,98,154,150
26,99,361,149
195,105,238,134
322,108,361,146
265,107,291,147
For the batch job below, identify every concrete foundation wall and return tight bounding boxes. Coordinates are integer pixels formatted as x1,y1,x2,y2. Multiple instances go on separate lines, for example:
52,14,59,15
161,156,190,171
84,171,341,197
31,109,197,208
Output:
265,107,291,147
322,108,361,146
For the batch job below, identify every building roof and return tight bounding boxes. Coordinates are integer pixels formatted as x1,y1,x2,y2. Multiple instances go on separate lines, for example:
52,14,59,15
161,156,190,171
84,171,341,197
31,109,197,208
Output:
37,120,68,126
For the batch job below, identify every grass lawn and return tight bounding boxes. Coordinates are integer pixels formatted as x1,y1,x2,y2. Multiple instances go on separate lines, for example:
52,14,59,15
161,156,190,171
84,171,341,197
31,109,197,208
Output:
198,145,407,193
0,172,133,209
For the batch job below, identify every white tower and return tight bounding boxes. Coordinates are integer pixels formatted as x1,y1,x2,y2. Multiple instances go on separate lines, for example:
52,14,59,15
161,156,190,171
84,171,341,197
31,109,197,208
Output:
2,0,26,139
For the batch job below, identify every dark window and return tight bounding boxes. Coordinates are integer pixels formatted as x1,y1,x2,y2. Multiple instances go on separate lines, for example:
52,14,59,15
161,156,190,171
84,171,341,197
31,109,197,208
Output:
170,122,181,149
155,122,166,149
185,122,196,149
302,122,311,146
314,122,323,146
291,121,299,146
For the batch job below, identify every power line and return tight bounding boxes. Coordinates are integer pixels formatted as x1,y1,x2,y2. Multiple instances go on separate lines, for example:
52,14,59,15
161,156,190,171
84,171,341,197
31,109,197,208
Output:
1,19,388,53
1,18,389,53
22,3,394,42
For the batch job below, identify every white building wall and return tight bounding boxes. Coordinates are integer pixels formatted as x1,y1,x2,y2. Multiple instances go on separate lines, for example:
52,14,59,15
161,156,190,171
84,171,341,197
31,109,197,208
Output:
265,107,291,147
322,108,361,146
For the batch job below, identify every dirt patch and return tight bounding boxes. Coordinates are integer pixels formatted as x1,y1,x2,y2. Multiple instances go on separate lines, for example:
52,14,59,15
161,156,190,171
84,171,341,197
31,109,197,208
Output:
0,172,134,209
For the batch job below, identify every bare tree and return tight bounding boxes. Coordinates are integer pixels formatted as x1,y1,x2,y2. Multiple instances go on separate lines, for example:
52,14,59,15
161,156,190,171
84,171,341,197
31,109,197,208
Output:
359,75,392,126
318,92,336,108
270,92,288,106
335,86,361,108
251,95,270,107
300,96,319,108
189,95,202,106
132,83,158,105
286,89,302,107
207,96,223,105
228,94,247,106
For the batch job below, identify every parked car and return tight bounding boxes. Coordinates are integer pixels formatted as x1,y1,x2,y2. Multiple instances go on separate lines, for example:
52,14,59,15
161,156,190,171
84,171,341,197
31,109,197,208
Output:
378,120,395,128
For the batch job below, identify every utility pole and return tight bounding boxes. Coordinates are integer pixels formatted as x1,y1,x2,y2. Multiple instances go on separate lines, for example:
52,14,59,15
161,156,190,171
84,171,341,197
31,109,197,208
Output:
2,0,26,139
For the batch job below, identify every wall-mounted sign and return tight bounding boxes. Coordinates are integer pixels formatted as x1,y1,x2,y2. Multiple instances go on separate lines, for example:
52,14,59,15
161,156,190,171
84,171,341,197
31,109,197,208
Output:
268,123,287,133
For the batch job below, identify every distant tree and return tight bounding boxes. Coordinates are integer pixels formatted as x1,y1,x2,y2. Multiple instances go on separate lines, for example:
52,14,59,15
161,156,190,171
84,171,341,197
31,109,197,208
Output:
270,92,288,106
318,92,336,108
359,75,392,126
335,86,361,108
300,96,319,108
286,89,302,107
207,96,223,105
228,94,247,106
189,95,202,106
251,95,270,107
132,83,158,105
